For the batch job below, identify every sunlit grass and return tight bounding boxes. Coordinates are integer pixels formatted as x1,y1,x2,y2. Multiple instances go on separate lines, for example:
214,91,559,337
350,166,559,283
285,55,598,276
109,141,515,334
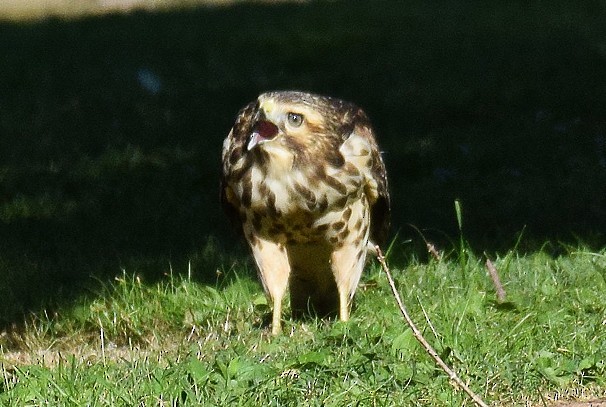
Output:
2,241,605,405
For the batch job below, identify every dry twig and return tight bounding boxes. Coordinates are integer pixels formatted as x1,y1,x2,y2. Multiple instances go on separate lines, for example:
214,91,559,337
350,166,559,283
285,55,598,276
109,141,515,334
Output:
407,223,442,261
375,246,489,407
426,242,442,261
485,258,507,303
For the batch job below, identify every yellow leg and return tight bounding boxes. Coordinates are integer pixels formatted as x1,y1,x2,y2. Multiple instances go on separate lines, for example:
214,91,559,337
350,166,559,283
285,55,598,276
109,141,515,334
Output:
339,288,350,321
271,300,283,335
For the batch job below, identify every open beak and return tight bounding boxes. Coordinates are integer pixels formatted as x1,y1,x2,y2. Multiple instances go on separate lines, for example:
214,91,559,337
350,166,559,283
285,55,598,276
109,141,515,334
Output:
247,120,279,150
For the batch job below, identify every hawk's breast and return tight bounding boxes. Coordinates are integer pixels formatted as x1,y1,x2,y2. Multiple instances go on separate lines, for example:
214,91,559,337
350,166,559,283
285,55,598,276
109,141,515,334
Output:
230,133,373,247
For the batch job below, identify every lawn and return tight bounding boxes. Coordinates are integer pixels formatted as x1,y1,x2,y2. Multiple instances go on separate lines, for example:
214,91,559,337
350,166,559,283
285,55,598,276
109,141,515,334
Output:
2,245,605,405
0,0,605,405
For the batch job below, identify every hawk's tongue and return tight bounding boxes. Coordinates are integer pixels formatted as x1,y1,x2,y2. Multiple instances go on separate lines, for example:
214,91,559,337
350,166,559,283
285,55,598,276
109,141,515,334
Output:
247,120,279,150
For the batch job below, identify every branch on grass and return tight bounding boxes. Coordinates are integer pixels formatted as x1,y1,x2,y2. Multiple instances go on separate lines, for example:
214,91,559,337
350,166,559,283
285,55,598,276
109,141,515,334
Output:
407,224,442,261
375,246,489,407
485,258,507,303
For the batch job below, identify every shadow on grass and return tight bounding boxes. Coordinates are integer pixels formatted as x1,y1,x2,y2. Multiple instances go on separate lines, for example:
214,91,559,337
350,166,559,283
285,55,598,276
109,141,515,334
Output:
1,0,606,326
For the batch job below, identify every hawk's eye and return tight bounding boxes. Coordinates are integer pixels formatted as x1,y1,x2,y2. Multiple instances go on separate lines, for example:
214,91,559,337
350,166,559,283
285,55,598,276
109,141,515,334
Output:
287,112,304,128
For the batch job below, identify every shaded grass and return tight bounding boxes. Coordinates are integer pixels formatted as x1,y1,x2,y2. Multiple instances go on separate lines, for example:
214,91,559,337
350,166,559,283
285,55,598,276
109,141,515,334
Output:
1,243,605,405
1,0,606,326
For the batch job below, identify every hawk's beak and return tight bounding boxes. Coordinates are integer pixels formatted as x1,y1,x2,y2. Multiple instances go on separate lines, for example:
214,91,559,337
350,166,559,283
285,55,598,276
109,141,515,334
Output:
247,99,280,150
247,120,279,150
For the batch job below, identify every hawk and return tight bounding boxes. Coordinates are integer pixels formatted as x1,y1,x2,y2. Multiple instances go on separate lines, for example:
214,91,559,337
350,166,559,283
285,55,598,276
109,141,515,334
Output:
221,91,390,334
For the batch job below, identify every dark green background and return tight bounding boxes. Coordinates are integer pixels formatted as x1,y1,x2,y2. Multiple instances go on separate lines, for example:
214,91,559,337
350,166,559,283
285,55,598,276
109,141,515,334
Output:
1,0,605,325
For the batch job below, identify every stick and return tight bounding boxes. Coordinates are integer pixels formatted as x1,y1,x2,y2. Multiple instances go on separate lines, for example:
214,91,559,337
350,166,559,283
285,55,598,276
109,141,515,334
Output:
485,258,506,303
375,246,489,407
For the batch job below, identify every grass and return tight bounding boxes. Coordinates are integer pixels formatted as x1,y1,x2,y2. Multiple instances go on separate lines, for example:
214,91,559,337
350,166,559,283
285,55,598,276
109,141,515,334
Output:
2,242,605,405
1,0,606,404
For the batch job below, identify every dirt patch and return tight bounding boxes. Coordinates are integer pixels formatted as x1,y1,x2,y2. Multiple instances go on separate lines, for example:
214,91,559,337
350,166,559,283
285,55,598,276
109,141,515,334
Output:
0,0,308,21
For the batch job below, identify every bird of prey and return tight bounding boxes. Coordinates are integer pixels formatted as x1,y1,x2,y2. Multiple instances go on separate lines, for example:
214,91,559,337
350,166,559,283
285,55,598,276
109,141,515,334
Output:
221,91,390,334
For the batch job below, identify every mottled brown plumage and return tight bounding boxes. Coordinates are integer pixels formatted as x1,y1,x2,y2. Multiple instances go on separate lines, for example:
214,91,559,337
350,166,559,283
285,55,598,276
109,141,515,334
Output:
221,91,390,334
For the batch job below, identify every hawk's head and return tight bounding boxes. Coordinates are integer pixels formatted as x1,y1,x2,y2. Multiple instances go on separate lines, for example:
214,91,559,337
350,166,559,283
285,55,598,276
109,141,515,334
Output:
222,90,391,248
244,91,363,167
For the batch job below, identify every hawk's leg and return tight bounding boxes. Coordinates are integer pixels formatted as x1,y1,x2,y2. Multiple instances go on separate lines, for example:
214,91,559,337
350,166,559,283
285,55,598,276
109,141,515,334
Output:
247,234,291,335
328,197,372,322
330,242,368,321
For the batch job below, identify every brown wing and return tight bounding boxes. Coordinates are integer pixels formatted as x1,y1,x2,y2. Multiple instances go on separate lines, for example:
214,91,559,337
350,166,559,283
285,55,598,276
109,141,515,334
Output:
350,108,391,247
220,101,256,231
